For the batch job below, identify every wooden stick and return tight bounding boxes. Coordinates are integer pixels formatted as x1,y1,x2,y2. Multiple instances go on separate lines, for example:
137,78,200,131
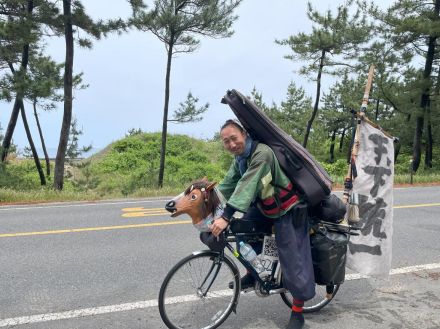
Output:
343,65,375,204
360,65,375,112
352,65,375,169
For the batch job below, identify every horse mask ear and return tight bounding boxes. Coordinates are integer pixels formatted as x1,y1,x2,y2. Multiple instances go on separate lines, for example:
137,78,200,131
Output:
206,182,217,192
200,182,217,203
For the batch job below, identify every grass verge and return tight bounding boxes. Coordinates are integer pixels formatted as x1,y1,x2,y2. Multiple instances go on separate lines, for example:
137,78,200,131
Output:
0,185,188,205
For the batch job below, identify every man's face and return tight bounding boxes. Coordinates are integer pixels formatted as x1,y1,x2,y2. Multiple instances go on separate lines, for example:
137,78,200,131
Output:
221,125,247,156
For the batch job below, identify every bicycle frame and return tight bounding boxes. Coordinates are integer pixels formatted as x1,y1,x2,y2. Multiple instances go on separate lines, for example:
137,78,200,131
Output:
223,230,286,296
200,218,359,297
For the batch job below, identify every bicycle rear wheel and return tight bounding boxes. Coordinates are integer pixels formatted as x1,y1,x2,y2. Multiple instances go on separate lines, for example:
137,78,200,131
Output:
158,250,240,329
280,283,340,313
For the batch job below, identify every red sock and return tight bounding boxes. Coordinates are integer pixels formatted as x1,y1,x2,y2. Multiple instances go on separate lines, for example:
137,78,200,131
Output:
288,299,305,328
292,298,304,313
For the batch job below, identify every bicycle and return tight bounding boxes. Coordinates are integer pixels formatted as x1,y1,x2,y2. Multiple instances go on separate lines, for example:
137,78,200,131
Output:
158,217,357,329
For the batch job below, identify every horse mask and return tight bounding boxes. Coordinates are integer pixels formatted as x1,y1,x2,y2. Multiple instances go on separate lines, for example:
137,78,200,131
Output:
165,179,222,226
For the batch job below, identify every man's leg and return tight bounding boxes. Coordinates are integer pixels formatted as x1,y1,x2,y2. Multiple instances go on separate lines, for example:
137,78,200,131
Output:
235,205,268,289
242,205,266,253
274,207,315,329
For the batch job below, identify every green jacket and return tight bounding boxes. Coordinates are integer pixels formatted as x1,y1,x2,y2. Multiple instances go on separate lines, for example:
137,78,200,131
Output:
218,143,299,218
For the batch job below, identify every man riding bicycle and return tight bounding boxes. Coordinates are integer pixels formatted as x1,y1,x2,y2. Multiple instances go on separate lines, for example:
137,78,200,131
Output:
210,119,315,329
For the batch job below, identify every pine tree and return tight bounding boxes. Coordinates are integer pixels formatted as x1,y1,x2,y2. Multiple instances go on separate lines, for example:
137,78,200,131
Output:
276,1,370,148
0,0,39,162
130,0,242,188
1,1,124,188
168,92,209,124
65,117,92,163
53,0,126,190
321,75,363,163
26,55,64,176
369,0,440,172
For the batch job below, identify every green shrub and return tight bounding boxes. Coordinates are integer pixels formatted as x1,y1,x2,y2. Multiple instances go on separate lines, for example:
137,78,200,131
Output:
1,132,439,203
321,159,348,178
0,159,45,190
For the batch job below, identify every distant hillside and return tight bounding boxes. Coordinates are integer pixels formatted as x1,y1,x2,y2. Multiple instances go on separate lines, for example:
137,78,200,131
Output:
74,132,232,195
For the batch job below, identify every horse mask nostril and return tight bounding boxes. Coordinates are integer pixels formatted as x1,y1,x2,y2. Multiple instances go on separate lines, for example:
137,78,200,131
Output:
165,200,176,212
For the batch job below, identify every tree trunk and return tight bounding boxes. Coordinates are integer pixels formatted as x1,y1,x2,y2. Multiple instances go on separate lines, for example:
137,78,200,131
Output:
33,100,51,176
339,127,346,152
427,62,440,169
394,140,400,162
412,0,439,172
303,49,325,148
329,128,336,163
20,100,46,185
1,99,21,162
158,43,174,188
54,0,74,190
1,0,34,162
412,115,425,172
425,105,433,168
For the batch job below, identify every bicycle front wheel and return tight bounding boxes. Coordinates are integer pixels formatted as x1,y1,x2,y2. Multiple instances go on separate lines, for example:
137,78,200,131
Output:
158,250,240,329
280,283,340,313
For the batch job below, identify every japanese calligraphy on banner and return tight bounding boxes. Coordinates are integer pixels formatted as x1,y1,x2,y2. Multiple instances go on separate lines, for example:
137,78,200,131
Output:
346,120,394,277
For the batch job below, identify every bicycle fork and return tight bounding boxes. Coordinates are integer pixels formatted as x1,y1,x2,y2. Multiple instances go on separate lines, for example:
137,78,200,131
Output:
196,253,224,298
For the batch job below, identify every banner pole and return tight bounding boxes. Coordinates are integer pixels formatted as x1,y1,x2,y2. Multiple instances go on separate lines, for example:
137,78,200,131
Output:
343,65,375,223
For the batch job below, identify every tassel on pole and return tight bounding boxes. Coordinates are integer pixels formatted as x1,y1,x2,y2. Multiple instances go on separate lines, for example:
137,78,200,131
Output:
346,189,360,223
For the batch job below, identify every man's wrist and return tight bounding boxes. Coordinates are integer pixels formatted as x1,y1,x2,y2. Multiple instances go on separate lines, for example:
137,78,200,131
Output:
220,215,230,223
221,204,236,222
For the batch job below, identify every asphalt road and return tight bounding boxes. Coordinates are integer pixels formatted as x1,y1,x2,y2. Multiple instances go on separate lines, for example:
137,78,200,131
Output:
0,186,439,329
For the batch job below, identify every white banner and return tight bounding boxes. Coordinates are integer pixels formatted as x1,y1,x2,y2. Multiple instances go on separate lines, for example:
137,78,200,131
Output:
346,120,394,277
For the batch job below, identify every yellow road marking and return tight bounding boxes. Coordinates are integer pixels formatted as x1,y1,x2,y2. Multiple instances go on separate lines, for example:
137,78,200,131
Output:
0,220,192,238
121,207,165,212
394,202,440,209
122,212,169,218
121,207,169,217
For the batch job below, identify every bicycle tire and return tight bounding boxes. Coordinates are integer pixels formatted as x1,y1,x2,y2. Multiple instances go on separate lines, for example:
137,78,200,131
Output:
158,250,240,329
280,283,340,313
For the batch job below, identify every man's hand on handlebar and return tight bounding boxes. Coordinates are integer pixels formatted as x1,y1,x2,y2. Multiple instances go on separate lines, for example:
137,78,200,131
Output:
210,217,229,237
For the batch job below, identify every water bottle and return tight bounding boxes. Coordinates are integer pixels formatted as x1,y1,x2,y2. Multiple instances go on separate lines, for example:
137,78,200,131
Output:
239,241,264,273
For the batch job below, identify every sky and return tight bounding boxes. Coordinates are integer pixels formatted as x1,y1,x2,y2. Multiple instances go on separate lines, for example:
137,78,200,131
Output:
0,0,372,156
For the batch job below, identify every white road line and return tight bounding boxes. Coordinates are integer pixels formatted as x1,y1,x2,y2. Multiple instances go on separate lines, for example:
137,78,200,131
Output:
345,262,440,280
0,262,439,327
0,199,170,211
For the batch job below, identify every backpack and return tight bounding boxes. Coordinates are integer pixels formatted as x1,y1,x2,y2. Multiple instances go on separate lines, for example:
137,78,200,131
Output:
221,89,333,206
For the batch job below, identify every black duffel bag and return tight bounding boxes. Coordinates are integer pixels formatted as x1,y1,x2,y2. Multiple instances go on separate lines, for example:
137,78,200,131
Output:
310,194,346,223
310,225,348,285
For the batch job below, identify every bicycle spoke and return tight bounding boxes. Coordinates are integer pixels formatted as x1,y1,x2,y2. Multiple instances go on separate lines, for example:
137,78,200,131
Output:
159,252,239,329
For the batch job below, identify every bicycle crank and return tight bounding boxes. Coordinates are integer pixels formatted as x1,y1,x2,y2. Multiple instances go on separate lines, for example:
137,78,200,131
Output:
254,281,270,297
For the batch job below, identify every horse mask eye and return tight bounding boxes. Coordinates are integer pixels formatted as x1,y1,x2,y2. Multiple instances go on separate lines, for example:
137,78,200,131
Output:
190,194,198,200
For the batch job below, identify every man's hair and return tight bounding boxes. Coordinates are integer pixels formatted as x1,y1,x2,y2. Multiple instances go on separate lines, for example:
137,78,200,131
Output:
220,119,245,133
